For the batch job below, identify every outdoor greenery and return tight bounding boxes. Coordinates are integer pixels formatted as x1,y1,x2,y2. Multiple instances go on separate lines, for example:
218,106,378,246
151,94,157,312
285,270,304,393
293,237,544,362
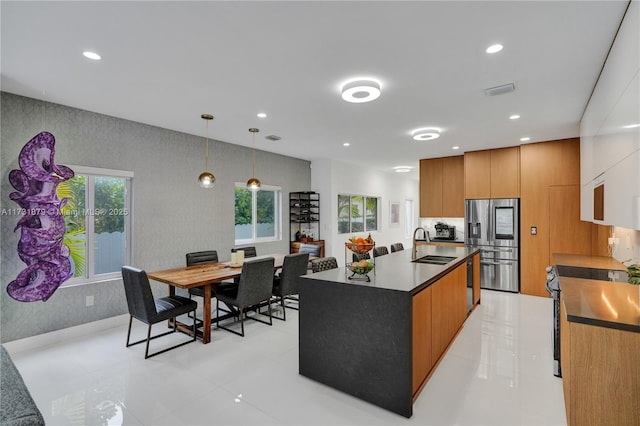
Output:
338,194,378,234
234,187,275,225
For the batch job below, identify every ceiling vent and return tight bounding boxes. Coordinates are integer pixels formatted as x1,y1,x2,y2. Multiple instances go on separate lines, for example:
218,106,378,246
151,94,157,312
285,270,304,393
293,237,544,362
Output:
265,135,282,141
484,83,516,96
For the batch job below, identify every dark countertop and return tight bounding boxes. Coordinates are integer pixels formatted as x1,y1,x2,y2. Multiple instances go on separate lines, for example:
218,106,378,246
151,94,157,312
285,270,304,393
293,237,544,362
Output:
560,276,640,333
428,238,465,244
305,245,479,295
553,253,638,333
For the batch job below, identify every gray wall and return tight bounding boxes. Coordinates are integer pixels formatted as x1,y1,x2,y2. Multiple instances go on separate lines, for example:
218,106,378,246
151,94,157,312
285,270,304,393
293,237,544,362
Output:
0,92,311,342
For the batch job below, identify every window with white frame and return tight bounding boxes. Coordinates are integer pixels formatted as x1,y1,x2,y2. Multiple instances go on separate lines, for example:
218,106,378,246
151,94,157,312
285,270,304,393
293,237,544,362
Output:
58,166,133,285
234,183,282,244
405,199,415,239
338,194,379,234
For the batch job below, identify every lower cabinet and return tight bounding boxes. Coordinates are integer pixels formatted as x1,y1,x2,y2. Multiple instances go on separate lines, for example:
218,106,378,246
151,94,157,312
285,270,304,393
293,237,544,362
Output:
412,262,467,397
290,240,325,257
560,296,640,425
412,287,433,395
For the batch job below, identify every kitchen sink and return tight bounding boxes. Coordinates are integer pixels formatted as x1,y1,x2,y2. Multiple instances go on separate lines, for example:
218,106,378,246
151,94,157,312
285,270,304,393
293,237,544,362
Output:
413,255,457,265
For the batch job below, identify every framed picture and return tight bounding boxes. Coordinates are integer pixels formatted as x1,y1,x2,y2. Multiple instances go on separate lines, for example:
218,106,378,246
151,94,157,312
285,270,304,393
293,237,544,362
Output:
390,201,400,227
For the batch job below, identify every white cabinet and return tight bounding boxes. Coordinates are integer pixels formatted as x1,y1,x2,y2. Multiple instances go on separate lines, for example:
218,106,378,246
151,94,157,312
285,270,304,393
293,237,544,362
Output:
580,1,640,228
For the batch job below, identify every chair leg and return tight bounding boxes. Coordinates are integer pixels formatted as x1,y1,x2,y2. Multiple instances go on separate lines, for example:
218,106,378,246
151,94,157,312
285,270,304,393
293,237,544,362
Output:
126,316,134,347
145,324,153,359
272,296,286,321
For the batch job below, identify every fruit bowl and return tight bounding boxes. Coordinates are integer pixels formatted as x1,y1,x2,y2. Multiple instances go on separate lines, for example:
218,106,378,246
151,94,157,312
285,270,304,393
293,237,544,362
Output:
348,261,374,275
346,242,374,253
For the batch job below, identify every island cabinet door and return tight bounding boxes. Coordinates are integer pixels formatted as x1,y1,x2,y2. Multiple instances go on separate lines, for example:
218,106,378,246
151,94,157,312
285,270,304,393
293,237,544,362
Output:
412,287,433,396
431,263,467,362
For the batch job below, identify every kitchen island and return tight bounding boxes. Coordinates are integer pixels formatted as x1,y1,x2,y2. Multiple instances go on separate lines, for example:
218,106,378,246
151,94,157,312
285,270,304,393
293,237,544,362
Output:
553,254,640,425
299,245,479,418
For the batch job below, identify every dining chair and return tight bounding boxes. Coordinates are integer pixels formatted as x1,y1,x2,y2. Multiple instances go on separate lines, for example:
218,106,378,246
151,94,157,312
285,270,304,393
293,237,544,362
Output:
231,246,257,258
311,257,339,273
390,243,404,253
186,250,218,300
215,257,274,337
272,253,308,320
122,266,197,359
352,252,371,262
373,246,389,257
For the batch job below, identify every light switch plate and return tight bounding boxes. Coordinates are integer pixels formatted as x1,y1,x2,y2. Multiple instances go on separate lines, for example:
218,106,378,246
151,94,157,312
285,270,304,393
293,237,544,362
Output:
530,226,537,235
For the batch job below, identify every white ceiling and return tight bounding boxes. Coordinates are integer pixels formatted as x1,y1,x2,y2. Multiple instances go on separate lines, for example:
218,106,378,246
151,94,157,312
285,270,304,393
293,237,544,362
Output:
1,1,630,176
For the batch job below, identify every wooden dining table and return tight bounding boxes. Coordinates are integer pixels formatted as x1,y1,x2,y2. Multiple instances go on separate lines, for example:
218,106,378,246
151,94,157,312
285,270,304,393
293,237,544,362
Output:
147,254,288,344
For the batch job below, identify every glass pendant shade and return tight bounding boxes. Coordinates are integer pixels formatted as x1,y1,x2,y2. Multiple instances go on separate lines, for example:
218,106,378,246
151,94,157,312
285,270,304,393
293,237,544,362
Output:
246,177,261,191
199,171,216,188
199,113,215,189
246,127,261,191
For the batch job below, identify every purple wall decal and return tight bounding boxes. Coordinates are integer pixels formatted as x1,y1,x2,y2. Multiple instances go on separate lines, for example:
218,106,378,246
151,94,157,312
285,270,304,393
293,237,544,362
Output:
8,132,75,302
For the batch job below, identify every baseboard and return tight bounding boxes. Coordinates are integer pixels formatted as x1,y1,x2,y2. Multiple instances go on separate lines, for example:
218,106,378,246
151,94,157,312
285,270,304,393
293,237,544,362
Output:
3,314,129,355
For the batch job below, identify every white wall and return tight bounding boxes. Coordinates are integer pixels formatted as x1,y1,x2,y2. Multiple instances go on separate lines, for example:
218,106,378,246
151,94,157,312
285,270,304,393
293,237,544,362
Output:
311,159,419,266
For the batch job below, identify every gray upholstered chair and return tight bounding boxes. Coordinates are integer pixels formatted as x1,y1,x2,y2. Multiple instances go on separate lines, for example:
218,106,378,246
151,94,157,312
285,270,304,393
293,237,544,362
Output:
352,252,371,262
311,257,339,273
390,243,404,252
231,246,257,258
373,246,389,257
122,266,197,358
272,253,308,320
215,257,274,336
186,250,218,299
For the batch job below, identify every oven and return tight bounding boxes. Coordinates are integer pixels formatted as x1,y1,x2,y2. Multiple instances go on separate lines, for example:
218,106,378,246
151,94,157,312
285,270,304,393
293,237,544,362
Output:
545,266,562,377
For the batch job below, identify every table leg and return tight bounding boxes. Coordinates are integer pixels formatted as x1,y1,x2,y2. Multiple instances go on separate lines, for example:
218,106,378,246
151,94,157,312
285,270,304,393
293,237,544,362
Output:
203,284,212,344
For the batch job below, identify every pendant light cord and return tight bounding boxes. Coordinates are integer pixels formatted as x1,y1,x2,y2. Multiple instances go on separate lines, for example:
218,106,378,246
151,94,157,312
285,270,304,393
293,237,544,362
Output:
252,132,256,178
205,119,210,172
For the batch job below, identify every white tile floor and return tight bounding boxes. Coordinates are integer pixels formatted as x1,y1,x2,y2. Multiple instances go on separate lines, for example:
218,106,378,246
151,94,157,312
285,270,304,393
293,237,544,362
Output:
6,290,567,425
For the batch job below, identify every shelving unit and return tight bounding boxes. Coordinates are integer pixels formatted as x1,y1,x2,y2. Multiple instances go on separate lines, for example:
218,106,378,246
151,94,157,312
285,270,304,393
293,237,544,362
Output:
289,191,324,256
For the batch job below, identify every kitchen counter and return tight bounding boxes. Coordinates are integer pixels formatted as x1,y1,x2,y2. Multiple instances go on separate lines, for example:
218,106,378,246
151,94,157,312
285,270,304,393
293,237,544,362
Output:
559,276,640,333
305,244,478,295
552,253,637,333
299,246,479,418
553,253,626,270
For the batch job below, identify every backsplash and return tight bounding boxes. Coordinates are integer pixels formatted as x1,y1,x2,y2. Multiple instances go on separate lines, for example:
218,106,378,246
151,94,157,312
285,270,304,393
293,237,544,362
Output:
420,217,465,241
612,227,640,263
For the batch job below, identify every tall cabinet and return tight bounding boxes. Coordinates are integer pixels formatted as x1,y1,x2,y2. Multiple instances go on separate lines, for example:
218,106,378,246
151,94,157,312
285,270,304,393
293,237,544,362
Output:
289,191,324,257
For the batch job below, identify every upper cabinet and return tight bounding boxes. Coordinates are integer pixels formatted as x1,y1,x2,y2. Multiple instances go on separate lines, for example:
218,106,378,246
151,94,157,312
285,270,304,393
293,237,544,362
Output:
580,1,640,229
464,147,520,199
420,156,464,217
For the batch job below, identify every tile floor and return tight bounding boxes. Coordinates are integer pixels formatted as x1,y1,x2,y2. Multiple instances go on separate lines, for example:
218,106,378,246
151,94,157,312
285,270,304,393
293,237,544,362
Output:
6,290,566,425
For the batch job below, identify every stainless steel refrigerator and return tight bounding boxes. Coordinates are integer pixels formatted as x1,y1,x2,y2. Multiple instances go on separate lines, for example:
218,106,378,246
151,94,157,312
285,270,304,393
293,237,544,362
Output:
465,198,520,292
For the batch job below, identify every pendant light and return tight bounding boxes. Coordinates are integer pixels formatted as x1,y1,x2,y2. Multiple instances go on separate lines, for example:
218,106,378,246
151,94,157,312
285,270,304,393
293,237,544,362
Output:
198,114,216,188
246,128,261,191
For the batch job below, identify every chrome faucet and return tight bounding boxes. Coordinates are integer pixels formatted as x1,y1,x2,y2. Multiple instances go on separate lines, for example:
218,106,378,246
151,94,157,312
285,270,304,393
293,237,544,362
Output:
412,227,430,259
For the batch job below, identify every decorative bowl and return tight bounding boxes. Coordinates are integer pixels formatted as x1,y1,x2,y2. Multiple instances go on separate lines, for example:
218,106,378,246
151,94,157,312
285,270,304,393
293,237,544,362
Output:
348,261,374,275
346,242,374,253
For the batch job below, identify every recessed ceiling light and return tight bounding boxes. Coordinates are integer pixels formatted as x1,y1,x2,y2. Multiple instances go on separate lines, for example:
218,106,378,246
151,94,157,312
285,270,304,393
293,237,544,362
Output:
520,137,531,142
82,51,101,60
343,142,350,147
486,44,503,54
340,78,381,103
411,128,441,141
393,166,412,173
452,146,460,150
623,123,640,129
509,114,520,120
257,113,267,118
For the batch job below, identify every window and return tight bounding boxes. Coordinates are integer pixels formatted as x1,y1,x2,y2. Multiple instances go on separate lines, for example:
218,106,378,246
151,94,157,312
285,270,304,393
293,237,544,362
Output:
235,183,281,243
405,199,415,239
57,166,133,285
337,194,379,234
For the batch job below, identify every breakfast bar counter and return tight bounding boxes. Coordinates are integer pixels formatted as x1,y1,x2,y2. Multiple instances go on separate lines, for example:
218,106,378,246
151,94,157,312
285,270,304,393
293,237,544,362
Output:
299,245,479,418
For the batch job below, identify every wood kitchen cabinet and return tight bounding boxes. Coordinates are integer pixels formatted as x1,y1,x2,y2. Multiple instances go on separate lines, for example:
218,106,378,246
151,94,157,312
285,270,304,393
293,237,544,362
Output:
419,156,464,217
430,263,467,362
464,147,520,198
412,286,433,395
560,295,640,425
